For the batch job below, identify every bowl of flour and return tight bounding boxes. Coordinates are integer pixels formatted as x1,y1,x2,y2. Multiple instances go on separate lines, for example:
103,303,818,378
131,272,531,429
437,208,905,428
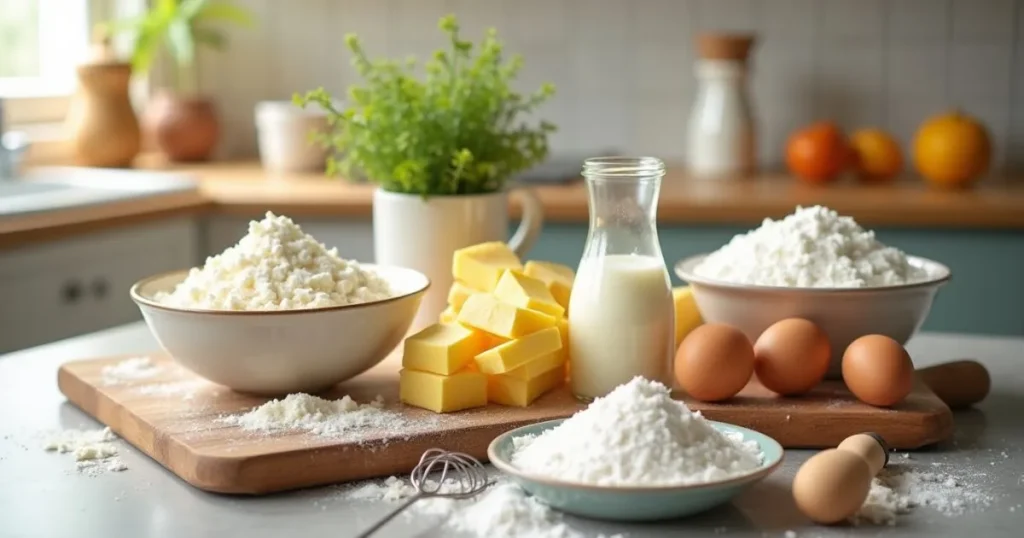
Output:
674,205,951,378
487,377,784,521
130,212,429,394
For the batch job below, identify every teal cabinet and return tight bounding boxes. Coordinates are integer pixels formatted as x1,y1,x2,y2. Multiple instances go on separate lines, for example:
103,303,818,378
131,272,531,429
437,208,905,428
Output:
523,224,1024,336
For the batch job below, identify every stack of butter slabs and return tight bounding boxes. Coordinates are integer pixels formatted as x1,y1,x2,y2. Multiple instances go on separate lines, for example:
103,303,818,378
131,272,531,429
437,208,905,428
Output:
399,242,573,413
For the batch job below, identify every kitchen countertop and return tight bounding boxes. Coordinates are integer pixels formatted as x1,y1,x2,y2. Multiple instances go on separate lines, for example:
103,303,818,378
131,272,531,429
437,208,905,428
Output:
3,161,1024,249
1,323,1022,537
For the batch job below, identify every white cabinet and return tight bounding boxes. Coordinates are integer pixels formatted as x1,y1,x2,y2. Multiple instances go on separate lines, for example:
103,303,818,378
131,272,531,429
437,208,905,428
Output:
205,215,374,261
0,217,199,353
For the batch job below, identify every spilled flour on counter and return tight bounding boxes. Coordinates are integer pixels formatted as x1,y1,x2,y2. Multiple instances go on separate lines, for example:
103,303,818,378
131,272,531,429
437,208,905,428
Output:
446,484,624,538
218,393,426,438
511,377,762,486
101,357,161,385
854,465,995,525
134,380,206,399
43,427,128,476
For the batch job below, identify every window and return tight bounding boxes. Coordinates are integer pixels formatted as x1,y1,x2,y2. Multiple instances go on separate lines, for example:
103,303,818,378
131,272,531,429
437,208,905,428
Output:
0,0,89,124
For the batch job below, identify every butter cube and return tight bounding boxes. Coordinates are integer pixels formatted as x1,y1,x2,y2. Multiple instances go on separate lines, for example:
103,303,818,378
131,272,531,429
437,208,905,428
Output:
439,306,458,324
556,316,569,353
673,286,703,349
503,349,566,381
493,270,565,318
457,293,557,339
400,368,487,413
474,326,562,374
524,261,574,312
488,364,565,407
447,281,477,312
453,242,522,292
402,323,485,375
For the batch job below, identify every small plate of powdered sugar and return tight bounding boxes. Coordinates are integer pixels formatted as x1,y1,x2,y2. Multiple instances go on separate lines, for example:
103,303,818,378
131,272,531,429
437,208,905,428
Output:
486,377,784,521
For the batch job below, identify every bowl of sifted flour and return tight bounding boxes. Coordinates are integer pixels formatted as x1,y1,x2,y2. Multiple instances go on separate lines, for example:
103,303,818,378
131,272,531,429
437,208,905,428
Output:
488,377,784,521
131,212,429,395
673,206,951,378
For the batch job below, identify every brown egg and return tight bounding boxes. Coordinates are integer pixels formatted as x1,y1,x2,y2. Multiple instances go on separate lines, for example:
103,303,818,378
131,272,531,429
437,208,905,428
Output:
792,448,873,524
754,318,831,396
675,323,755,402
842,334,914,407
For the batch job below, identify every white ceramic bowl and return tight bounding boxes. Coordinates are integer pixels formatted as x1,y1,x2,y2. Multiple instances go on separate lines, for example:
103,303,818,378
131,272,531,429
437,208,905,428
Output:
130,265,428,395
674,255,951,378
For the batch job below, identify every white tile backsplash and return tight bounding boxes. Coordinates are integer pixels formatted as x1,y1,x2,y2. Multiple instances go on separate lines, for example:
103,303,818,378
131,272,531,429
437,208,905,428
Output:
949,42,1013,99
694,0,759,33
821,0,885,42
887,0,949,43
886,44,948,98
759,0,819,43
952,0,1015,43
201,0,1024,175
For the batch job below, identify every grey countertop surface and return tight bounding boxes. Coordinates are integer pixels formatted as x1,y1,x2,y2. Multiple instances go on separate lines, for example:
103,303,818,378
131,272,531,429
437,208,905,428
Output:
1,322,1022,538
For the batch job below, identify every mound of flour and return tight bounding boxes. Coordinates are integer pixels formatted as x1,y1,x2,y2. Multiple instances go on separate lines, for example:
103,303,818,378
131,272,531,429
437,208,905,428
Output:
219,393,414,437
511,377,761,486
694,205,930,288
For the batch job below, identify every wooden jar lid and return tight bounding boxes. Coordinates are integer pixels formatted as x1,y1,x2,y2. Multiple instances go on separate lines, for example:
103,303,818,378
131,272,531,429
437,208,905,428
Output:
696,33,757,62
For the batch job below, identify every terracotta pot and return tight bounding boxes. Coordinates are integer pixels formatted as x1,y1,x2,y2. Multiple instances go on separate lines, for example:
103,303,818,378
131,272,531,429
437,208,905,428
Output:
66,62,141,168
144,92,220,162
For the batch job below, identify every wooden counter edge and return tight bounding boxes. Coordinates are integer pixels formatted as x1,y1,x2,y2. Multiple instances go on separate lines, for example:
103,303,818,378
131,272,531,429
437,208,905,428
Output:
0,190,212,250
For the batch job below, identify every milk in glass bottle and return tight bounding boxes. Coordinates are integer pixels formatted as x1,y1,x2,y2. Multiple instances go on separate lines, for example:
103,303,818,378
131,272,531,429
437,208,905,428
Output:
569,157,675,401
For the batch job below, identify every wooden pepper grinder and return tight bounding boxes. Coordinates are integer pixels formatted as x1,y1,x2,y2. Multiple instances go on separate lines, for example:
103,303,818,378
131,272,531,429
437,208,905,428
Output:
66,29,141,168
792,433,889,524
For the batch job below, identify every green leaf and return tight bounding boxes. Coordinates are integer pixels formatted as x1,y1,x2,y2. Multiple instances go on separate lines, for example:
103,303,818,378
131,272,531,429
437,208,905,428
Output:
197,2,254,27
192,27,226,50
179,0,209,19
166,18,195,66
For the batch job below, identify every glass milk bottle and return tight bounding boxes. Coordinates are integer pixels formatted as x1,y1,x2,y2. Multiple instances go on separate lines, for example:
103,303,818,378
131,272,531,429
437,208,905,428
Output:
569,157,675,401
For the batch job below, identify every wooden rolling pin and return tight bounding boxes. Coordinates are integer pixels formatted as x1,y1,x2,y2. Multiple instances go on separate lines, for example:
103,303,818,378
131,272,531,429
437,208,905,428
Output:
918,360,991,409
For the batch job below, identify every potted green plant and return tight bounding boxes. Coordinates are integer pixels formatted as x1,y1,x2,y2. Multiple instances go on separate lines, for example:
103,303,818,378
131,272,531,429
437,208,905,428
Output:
107,0,253,161
296,15,555,327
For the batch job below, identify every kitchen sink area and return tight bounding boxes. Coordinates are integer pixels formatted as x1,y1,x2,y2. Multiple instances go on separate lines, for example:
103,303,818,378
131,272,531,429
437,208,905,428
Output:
0,166,199,218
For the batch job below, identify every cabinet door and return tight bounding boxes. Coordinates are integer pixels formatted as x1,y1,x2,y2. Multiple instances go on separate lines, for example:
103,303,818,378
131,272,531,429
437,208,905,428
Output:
0,217,199,353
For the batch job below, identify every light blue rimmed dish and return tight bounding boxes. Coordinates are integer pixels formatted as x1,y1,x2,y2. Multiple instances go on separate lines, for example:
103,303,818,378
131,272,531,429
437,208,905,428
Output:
487,419,784,522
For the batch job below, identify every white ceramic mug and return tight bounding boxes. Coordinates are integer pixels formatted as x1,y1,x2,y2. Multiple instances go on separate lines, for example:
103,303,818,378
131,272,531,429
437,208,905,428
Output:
254,100,329,173
373,186,544,329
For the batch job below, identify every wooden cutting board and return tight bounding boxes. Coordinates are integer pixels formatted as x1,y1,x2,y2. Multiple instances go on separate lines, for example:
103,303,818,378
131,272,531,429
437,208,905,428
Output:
58,353,952,495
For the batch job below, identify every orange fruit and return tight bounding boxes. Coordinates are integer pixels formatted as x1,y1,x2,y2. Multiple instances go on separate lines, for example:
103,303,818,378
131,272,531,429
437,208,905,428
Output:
912,111,991,188
786,122,849,184
849,129,902,182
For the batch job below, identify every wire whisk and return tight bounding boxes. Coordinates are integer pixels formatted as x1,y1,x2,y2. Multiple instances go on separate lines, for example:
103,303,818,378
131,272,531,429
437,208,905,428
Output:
354,448,491,538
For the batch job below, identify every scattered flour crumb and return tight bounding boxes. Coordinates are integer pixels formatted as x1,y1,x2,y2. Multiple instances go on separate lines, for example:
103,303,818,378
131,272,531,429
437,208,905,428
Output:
135,380,205,399
101,357,160,385
218,393,424,438
44,427,128,475
445,483,605,538
511,377,762,486
854,466,994,525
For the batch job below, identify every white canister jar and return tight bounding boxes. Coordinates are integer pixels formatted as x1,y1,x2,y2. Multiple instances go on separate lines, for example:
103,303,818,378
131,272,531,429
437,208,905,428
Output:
685,34,757,179
254,100,330,173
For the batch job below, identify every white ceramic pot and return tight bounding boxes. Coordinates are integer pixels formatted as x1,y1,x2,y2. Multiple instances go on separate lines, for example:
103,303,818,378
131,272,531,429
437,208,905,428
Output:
373,187,544,329
254,100,330,173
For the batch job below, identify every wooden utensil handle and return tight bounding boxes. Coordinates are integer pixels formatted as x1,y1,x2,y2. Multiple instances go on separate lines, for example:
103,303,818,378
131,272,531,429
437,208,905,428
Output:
918,360,991,409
